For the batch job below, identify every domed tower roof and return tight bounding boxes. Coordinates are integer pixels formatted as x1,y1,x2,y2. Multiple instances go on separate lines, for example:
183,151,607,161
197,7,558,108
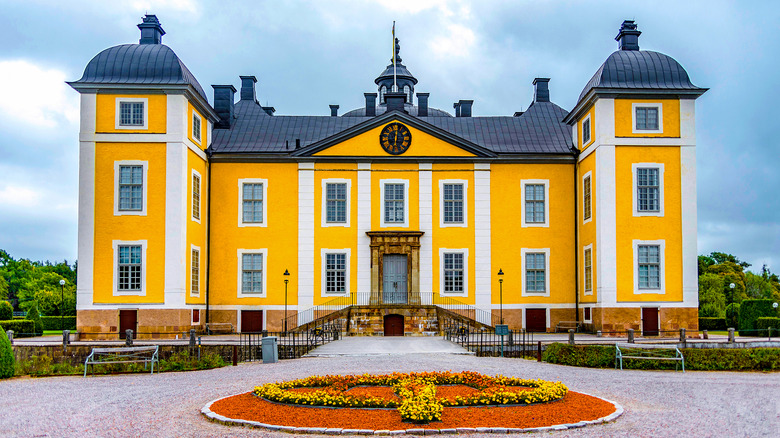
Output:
69,15,208,101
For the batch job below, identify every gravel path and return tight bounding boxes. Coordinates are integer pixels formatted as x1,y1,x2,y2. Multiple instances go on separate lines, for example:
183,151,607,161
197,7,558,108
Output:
1,353,777,437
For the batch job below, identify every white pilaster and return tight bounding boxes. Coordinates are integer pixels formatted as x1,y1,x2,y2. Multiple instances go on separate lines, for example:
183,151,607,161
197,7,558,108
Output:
595,145,617,305
163,94,189,307
680,100,698,308
356,162,372,304
298,162,316,319
419,163,433,304
473,163,491,321
76,93,96,309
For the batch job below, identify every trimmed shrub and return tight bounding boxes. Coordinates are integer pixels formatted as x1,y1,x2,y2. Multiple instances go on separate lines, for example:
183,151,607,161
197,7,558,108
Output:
40,316,77,331
0,301,13,321
725,303,740,329
0,326,14,378
25,306,43,336
0,320,35,337
756,317,780,336
738,300,775,336
698,317,727,331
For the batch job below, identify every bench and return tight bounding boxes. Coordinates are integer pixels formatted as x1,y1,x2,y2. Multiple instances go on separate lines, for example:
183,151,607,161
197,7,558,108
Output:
205,322,234,335
555,321,582,333
615,343,685,372
83,345,159,377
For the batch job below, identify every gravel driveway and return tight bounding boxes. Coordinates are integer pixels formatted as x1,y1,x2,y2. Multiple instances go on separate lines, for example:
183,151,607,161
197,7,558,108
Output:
1,353,777,437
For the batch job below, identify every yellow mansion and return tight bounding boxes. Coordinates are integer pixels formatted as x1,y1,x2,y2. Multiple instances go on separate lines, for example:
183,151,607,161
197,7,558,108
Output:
69,16,706,337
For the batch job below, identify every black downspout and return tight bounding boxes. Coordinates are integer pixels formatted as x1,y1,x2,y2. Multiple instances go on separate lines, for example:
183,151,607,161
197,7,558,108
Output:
572,145,581,324
205,147,213,325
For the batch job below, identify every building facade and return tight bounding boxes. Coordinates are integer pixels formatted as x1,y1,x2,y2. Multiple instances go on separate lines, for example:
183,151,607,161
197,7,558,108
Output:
70,16,705,338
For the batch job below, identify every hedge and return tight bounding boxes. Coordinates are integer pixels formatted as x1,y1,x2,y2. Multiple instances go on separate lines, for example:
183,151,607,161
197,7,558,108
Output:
698,317,727,331
0,328,13,379
738,300,775,336
542,343,780,371
755,317,780,336
0,301,12,321
25,306,43,336
0,320,36,337
40,316,77,331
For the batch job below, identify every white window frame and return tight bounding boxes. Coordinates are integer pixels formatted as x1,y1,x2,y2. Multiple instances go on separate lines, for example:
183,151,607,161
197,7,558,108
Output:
632,163,665,217
522,307,551,331
190,244,200,297
633,239,666,294
581,114,593,147
114,160,148,216
632,102,663,134
237,248,268,298
320,248,351,297
238,178,268,227
583,243,593,295
115,97,148,130
192,111,202,144
439,248,469,297
439,179,468,228
112,240,147,296
191,169,202,223
321,178,351,228
520,179,549,227
191,308,201,325
582,171,592,224
380,179,409,228
521,248,550,297
583,306,592,323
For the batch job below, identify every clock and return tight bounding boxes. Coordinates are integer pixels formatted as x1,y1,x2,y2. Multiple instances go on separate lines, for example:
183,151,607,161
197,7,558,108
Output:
379,122,412,155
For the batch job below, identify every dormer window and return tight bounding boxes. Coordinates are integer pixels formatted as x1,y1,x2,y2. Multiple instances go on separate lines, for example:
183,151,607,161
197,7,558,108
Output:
403,85,411,103
380,86,386,103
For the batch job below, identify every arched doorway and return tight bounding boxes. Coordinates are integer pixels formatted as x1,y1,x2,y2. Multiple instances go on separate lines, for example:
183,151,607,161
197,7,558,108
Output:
383,314,404,336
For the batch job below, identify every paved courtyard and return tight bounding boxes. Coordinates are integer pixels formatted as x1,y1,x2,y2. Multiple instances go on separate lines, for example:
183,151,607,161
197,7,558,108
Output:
0,339,778,437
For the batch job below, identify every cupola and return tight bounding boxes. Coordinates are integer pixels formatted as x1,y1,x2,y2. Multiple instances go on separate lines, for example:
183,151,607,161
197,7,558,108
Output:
138,14,165,45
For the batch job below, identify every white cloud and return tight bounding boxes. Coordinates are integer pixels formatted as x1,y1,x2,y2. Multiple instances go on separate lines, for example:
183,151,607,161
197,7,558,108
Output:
130,0,198,14
429,23,476,58
0,60,78,129
0,185,41,208
373,0,453,15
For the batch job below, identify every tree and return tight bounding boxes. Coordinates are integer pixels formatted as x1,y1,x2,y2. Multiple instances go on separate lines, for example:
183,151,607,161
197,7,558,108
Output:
25,305,43,336
698,273,725,317
0,301,12,320
0,276,7,300
709,252,751,269
745,272,773,299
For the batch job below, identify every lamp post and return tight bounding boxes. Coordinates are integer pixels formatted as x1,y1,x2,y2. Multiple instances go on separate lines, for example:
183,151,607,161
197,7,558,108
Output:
728,282,736,326
59,279,66,331
497,269,504,324
283,269,290,333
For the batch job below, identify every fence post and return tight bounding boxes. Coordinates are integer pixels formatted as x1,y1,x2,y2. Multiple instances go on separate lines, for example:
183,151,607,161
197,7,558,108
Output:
537,341,542,362
679,328,686,343
125,329,133,346
703,330,708,340
596,330,602,337
728,328,735,344
6,330,13,345
568,329,575,345
627,329,635,344
62,330,70,350
232,345,238,366
189,329,196,348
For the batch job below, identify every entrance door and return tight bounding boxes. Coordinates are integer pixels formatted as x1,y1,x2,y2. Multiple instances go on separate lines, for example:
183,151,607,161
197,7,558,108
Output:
119,309,137,339
382,254,408,304
526,308,547,333
384,314,404,336
241,310,263,333
642,308,659,336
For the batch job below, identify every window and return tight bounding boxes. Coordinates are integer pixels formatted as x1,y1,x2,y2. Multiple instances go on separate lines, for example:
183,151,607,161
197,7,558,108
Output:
632,103,663,133
521,180,548,227
326,182,347,223
440,181,466,226
238,179,268,226
192,171,201,221
633,240,665,294
381,180,408,227
325,253,347,294
525,253,546,293
192,112,202,143
380,85,386,103
583,173,592,222
584,246,593,292
241,253,264,294
403,85,411,102
439,249,468,296
115,98,148,129
582,115,591,145
637,168,659,212
191,247,200,296
118,165,143,211
118,245,142,291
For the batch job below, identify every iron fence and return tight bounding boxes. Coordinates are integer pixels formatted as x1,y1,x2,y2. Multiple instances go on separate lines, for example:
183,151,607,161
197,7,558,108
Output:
240,321,342,361
443,321,536,358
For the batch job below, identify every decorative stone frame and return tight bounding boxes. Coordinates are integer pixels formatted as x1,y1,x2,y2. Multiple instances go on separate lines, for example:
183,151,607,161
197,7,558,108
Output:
366,231,424,305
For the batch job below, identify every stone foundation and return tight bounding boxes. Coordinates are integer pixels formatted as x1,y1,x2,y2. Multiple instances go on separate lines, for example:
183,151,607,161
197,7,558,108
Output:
347,306,439,336
492,309,523,330
594,307,698,336
77,309,201,340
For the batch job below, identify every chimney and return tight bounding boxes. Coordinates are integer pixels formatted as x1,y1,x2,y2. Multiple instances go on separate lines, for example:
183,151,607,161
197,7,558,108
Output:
364,93,377,117
616,20,641,51
385,92,407,113
533,78,550,103
416,93,429,117
262,106,275,116
138,15,165,45
239,75,257,102
329,104,339,117
212,85,236,129
458,100,473,117
453,102,461,117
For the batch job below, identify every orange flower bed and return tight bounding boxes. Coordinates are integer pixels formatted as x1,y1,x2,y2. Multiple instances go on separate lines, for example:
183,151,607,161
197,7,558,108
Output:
211,388,616,430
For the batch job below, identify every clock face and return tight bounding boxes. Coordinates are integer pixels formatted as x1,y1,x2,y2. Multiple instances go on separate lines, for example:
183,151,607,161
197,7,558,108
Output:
379,122,412,155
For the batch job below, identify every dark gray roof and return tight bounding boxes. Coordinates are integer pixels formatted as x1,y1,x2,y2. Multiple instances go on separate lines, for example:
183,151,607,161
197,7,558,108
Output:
211,100,571,155
342,103,452,117
375,63,417,84
578,50,704,102
72,44,207,100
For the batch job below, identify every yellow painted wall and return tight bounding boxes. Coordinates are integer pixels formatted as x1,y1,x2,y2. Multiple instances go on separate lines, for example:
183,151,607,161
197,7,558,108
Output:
371,162,420,231
615,99,680,138
93,142,167,304
95,94,167,134
578,152,597,304
578,105,596,150
208,162,299,306
615,146,682,302
431,164,476,304
313,163,358,305
315,123,477,157
490,163,576,305
187,102,206,149
186,149,208,305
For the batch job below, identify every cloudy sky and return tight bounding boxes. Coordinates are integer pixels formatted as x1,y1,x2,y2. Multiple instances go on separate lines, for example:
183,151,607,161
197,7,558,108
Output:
0,0,777,272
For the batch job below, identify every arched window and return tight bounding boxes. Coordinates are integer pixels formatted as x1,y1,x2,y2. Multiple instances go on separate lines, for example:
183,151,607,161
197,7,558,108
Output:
380,86,386,103
403,85,411,103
